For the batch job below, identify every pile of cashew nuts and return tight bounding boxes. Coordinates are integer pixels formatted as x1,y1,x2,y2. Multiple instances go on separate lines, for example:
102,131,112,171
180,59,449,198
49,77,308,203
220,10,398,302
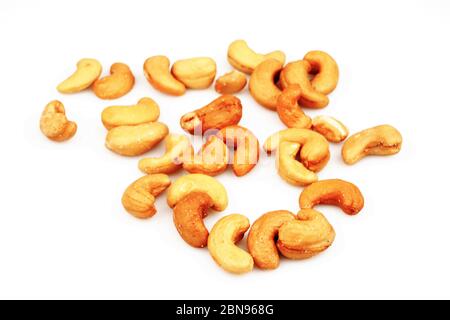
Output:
40,40,403,274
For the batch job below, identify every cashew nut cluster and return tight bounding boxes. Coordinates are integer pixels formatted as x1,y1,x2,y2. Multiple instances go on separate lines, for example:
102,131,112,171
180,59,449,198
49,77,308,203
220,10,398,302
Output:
40,100,77,142
93,63,135,100
57,58,102,94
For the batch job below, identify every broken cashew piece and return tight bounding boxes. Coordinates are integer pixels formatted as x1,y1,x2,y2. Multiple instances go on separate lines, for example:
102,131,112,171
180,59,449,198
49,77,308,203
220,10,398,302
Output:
171,57,216,89
249,59,284,110
143,56,186,96
57,58,102,93
312,116,349,143
342,125,403,165
40,100,77,142
304,50,339,95
277,141,318,186
183,136,229,176
93,63,135,100
121,174,171,219
277,85,312,129
215,70,247,94
208,214,254,274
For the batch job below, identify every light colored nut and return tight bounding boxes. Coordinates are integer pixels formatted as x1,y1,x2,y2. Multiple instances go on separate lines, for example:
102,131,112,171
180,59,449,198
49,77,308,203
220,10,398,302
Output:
247,210,296,270
139,134,193,174
342,125,403,165
227,40,286,74
277,141,318,186
101,97,160,130
171,57,216,89
180,95,242,135
280,60,329,109
183,136,229,176
300,179,364,215
304,50,339,95
277,209,336,260
208,214,254,274
40,101,77,142
57,58,102,93
277,85,312,129
105,122,169,156
121,174,171,219
249,59,283,110
215,70,247,94
312,115,348,143
143,56,186,96
92,63,135,99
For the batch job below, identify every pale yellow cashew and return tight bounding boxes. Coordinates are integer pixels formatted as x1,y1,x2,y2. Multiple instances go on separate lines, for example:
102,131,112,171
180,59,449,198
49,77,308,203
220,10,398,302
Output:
171,57,217,89
40,100,77,142
304,50,339,95
249,59,284,110
215,70,247,94
143,56,186,96
311,115,349,143
277,141,318,186
57,58,102,93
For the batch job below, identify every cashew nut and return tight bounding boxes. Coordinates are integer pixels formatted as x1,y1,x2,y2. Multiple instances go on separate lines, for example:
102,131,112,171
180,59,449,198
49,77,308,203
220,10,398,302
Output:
304,50,339,95
121,174,171,219
311,115,349,143
40,100,77,142
171,57,216,89
249,59,284,110
208,214,254,274
277,141,318,186
101,97,160,130
183,136,229,176
299,179,364,215
92,63,135,100
227,40,286,74
342,125,403,165
143,56,186,96
215,70,247,94
105,122,169,156
276,85,312,129
57,58,102,93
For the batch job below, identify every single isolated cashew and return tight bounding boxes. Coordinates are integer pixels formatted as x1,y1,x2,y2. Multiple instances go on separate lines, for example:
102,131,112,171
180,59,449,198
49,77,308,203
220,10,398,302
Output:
249,59,284,110
139,134,193,174
304,50,339,95
40,100,77,142
277,141,318,186
277,85,312,129
180,95,243,135
105,122,169,156
299,179,364,215
215,70,247,94
183,136,229,176
92,63,135,100
342,125,403,165
143,56,186,96
101,97,160,130
312,115,349,143
227,40,286,74
208,214,254,274
171,57,217,89
57,58,102,93
121,174,171,219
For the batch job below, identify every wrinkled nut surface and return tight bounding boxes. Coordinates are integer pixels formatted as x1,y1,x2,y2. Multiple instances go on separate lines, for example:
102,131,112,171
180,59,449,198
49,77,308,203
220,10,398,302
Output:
143,56,186,96
277,85,312,129
304,50,339,95
139,134,193,174
180,95,243,135
277,209,336,260
218,125,260,177
40,100,77,142
57,58,102,93
183,136,229,176
277,141,318,186
121,174,171,219
92,63,135,100
300,179,364,215
247,210,296,270
105,122,169,156
312,115,349,143
227,40,286,74
215,70,247,94
342,125,403,165
101,97,160,130
208,214,254,274
171,57,216,89
249,59,284,110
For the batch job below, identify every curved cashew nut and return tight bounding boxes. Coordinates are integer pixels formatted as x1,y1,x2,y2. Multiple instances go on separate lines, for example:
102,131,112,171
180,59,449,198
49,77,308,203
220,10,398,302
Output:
143,56,186,96
342,125,403,165
277,85,312,129
227,40,286,74
93,63,135,100
101,97,160,130
40,100,77,142
277,141,318,186
311,115,348,143
215,70,247,94
208,214,254,274
304,50,339,95
57,58,102,93
183,136,229,176
122,174,171,219
171,57,216,89
249,59,284,110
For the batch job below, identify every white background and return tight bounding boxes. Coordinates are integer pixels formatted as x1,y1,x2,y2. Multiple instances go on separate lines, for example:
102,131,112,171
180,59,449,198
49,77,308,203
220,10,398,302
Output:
0,0,449,300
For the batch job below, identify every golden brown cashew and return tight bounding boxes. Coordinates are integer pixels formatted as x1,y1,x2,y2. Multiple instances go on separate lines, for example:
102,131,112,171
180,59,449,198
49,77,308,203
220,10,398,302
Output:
299,179,364,215
247,210,296,270
208,214,254,274
249,59,284,110
276,85,312,129
40,101,77,142
304,51,339,95
311,116,348,143
121,174,171,219
277,209,336,260
342,125,403,165
277,141,318,186
183,136,229,176
227,40,286,74
171,57,216,89
57,58,102,93
93,63,135,100
215,70,247,94
144,56,186,96
101,97,160,130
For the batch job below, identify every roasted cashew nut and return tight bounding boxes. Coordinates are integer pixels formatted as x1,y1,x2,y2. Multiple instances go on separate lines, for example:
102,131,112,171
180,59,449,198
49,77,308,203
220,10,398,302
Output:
183,136,229,176
92,63,135,100
143,55,186,96
171,57,217,89
311,115,349,143
208,214,254,274
215,70,247,94
249,59,284,110
277,141,318,186
303,50,339,95
40,100,77,142
57,58,102,94
277,85,312,129
342,125,403,165
122,174,171,219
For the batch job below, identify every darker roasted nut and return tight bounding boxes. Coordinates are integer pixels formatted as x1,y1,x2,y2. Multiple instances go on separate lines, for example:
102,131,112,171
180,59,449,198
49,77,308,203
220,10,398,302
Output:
277,85,312,129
